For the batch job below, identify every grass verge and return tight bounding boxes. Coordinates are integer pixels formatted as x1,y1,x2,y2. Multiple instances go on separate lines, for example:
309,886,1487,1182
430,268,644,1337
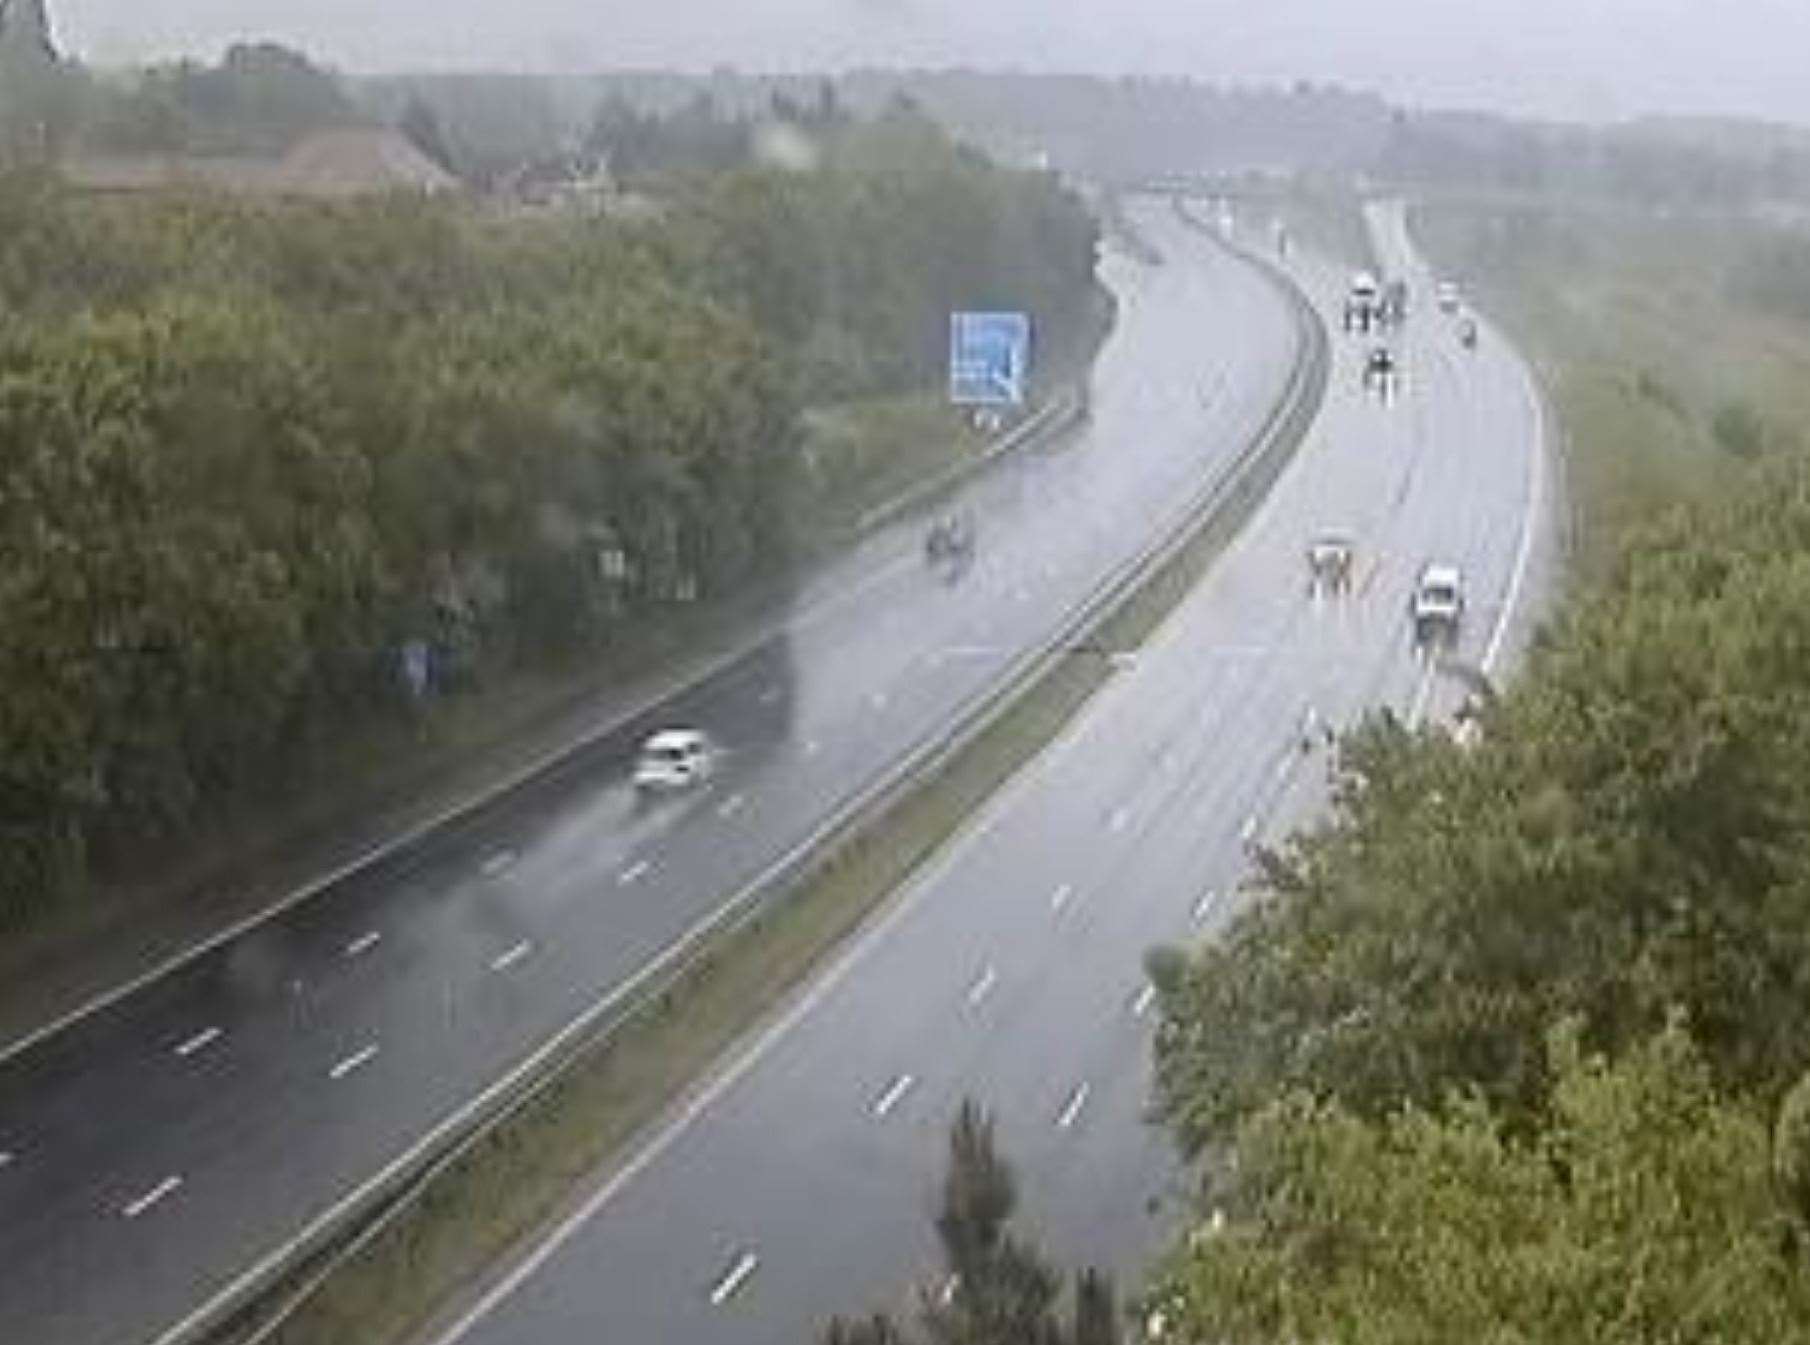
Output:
1409,196,1810,581
236,247,1324,1345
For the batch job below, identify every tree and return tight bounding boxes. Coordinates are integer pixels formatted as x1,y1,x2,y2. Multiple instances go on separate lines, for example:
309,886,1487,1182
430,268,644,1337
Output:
1150,1022,1810,1344
1153,461,1810,1151
818,1100,1115,1345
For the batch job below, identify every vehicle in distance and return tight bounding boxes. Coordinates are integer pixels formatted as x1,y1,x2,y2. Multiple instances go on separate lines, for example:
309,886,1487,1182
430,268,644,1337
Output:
1437,279,1462,314
1381,278,1409,328
1306,532,1355,596
633,728,716,793
1343,270,1381,333
1410,563,1465,647
1363,345,1398,397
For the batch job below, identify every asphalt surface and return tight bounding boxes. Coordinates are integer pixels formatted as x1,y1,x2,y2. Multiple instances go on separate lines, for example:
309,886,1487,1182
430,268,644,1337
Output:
0,200,1307,1345
434,199,1555,1345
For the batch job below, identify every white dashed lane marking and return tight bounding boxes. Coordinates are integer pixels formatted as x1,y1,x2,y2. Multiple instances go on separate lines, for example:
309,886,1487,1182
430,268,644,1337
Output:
1050,883,1075,914
619,860,652,886
490,941,533,973
122,1175,182,1220
872,1074,916,1119
966,965,998,1008
1131,984,1157,1018
480,850,517,879
173,1027,224,1059
345,931,382,959
709,1251,760,1306
329,1044,380,1082
1056,1083,1090,1130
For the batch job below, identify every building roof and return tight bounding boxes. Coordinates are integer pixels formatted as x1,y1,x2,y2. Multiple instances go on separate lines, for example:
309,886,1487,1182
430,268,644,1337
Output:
62,127,462,200
272,127,460,198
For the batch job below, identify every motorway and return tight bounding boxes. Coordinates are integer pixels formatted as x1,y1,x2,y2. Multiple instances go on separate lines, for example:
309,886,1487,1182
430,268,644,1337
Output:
432,199,1555,1345
0,201,1308,1345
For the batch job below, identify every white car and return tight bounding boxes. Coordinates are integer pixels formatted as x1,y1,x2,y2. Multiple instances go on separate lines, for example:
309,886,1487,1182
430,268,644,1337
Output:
1411,564,1465,643
1436,280,1462,314
633,729,715,793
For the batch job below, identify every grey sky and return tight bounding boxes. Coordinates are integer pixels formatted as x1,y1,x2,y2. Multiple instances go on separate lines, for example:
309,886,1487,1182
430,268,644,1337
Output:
49,0,1810,124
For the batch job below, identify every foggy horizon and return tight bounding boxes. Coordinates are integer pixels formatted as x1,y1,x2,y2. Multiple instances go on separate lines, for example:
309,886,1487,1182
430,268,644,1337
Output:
42,0,1810,129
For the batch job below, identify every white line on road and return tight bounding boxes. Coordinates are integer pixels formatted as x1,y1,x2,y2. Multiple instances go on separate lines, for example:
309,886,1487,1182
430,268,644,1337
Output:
490,941,533,973
1057,1083,1091,1130
709,1251,760,1306
1191,890,1219,924
1131,984,1157,1018
1050,883,1075,914
872,1074,916,1119
0,1151,14,1170
717,793,746,819
329,1044,380,1082
966,964,998,1007
480,850,517,879
344,931,382,958
423,760,1038,1345
869,691,889,710
173,1027,224,1058
803,740,821,758
1407,660,1438,729
757,686,781,705
1108,806,1131,834
1239,814,1259,843
1481,331,1550,678
122,1175,183,1220
619,860,652,886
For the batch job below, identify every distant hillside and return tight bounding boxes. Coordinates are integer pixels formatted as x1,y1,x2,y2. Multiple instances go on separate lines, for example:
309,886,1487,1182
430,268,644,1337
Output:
352,68,1393,184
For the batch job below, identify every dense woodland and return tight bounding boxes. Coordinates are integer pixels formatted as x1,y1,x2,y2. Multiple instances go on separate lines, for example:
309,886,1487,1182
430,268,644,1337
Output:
0,100,1099,921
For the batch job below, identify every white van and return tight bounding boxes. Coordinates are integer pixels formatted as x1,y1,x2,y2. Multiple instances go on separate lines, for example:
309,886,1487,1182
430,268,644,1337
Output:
633,729,714,793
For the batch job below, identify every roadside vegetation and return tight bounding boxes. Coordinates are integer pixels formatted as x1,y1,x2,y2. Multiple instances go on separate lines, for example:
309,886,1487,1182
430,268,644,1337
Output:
1131,205,1810,1340
0,83,1100,928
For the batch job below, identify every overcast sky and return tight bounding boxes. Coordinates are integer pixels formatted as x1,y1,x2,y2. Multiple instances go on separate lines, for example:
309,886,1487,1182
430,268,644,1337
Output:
47,0,1810,125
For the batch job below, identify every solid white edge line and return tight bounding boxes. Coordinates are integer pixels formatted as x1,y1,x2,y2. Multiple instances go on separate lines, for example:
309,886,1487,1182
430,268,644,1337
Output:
708,1251,760,1306
123,1175,183,1220
1480,338,1549,678
329,1045,380,1082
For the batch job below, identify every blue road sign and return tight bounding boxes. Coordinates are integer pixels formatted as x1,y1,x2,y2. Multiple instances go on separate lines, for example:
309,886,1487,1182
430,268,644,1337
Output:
949,311,1031,407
